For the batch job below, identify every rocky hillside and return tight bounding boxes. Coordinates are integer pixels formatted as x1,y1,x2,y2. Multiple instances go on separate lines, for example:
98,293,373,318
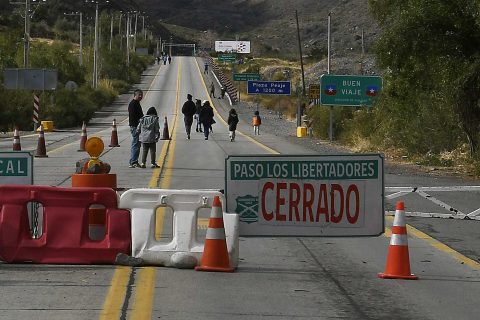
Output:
138,0,379,61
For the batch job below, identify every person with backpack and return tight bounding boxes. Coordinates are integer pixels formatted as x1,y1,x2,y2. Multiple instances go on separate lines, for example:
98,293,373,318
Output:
199,100,214,140
136,107,160,168
181,94,196,139
227,108,239,142
252,110,262,135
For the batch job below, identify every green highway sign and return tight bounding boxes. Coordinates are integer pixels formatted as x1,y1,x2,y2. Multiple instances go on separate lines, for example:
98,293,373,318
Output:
233,73,261,81
218,54,236,62
0,151,33,184
320,74,382,107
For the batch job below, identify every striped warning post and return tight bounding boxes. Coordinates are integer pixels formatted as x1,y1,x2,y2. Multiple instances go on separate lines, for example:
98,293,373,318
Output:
33,94,40,132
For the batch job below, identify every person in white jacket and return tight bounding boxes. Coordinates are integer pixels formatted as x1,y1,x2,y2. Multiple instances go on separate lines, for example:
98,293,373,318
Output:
136,107,160,168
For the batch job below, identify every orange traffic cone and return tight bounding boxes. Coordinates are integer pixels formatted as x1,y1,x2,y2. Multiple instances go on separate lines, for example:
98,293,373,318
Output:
161,116,170,140
34,124,48,158
195,196,234,272
378,201,418,280
109,118,120,147
13,128,21,151
78,121,87,151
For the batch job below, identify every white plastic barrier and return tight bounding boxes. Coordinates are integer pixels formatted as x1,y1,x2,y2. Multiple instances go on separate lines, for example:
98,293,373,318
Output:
119,189,239,268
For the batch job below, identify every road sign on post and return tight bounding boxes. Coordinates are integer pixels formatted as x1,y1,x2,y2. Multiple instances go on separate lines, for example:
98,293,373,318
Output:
320,74,382,106
247,81,291,95
218,54,236,62
233,73,261,81
309,84,320,99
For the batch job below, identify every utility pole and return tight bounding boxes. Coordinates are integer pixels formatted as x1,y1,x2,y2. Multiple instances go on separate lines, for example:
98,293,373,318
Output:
126,12,130,66
109,14,113,51
118,12,123,51
24,0,31,68
328,12,333,142
64,11,83,66
133,11,138,52
93,2,99,88
295,10,306,128
142,15,146,40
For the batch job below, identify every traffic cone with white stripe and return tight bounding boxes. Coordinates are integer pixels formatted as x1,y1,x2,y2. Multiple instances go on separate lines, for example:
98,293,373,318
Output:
13,127,21,151
378,201,418,280
195,196,234,272
78,121,87,151
34,124,48,158
109,118,120,147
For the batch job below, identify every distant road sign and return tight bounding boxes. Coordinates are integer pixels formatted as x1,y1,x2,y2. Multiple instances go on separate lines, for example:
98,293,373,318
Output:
4,68,57,91
233,73,261,81
218,54,236,62
0,152,33,185
225,154,384,236
247,81,291,95
309,84,320,99
215,41,251,53
320,74,382,106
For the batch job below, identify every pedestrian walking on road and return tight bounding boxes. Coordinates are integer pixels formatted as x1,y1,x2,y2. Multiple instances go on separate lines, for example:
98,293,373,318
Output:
210,82,215,98
199,100,214,140
227,108,239,142
204,61,209,74
252,110,262,135
128,89,144,168
168,55,172,64
220,86,226,99
136,107,160,168
181,94,196,139
194,99,203,132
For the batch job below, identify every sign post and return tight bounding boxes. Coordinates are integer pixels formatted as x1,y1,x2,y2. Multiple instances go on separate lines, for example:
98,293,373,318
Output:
225,154,384,236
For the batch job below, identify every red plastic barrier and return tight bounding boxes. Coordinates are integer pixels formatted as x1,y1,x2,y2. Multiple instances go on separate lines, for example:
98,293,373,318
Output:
0,185,131,264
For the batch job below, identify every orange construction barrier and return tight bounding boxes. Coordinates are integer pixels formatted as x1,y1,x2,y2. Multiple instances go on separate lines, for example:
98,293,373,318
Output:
13,128,21,151
0,185,131,264
78,121,87,151
161,116,170,140
109,118,120,147
378,201,418,280
195,196,234,272
34,124,48,158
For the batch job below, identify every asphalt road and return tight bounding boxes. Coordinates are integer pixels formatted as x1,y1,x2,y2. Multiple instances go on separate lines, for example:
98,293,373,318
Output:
0,56,479,320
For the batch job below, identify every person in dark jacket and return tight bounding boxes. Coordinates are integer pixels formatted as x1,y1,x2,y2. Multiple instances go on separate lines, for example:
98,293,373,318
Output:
194,99,203,132
199,100,214,140
181,94,196,139
227,108,239,142
128,89,144,168
136,107,160,168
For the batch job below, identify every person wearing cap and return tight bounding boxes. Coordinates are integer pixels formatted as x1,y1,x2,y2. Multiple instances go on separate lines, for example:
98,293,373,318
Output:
199,100,214,140
181,94,196,139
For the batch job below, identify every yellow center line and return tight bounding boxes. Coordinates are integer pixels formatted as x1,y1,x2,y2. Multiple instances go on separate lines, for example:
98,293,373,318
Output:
129,58,182,320
98,267,131,320
98,64,164,320
385,216,479,269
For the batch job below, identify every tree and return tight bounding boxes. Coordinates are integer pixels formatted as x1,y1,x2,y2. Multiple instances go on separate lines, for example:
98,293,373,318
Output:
369,0,480,155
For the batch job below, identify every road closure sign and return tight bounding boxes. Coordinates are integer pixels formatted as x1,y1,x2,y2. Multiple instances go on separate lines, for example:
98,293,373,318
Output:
225,154,384,236
0,152,33,184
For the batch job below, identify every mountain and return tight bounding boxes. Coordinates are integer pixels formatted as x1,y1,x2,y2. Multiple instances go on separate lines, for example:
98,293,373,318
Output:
137,0,379,59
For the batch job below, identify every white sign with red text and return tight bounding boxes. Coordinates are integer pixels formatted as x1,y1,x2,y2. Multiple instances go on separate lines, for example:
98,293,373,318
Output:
225,154,384,236
215,41,251,53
